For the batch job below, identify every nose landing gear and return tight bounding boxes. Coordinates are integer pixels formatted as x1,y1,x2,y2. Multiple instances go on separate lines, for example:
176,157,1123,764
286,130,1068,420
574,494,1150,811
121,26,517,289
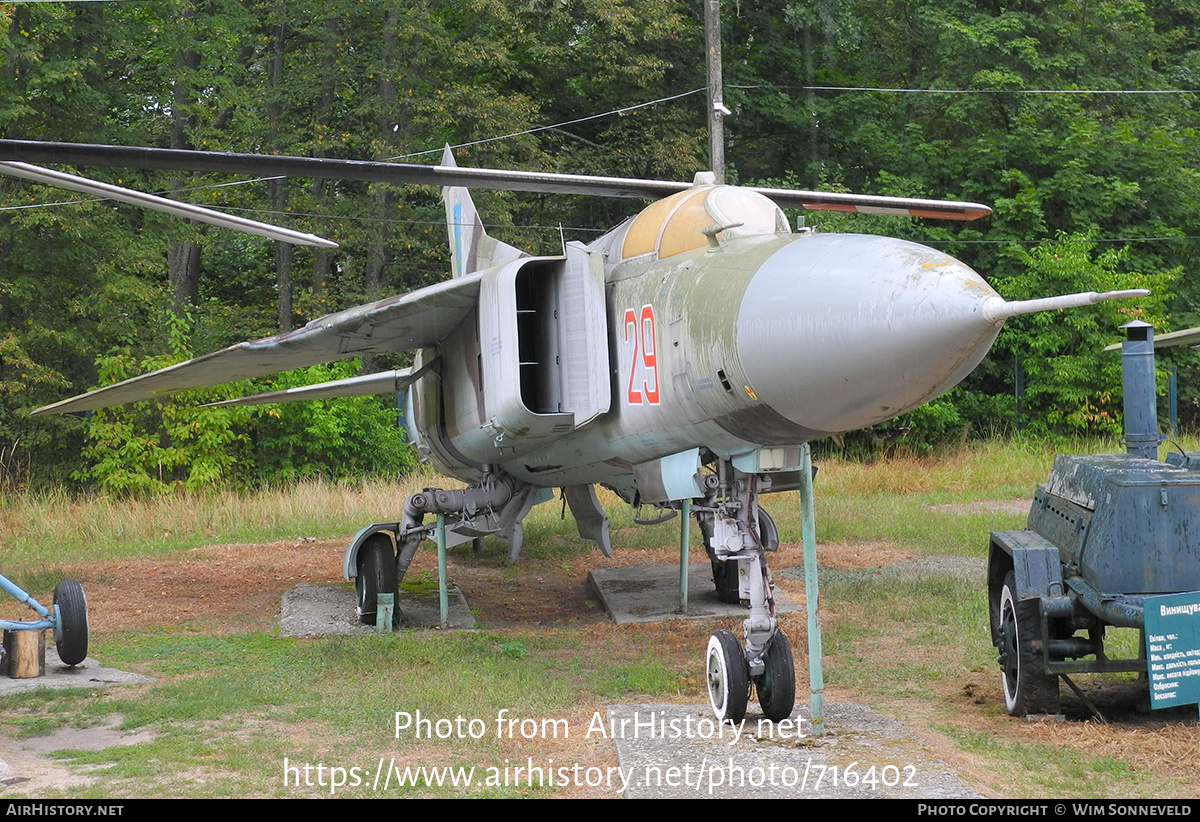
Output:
704,548,796,724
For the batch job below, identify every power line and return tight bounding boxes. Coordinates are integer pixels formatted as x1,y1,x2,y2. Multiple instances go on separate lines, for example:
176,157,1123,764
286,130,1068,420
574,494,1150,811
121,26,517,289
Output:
0,194,606,234
0,88,706,209
922,235,1200,247
0,176,281,212
806,86,1199,94
387,88,707,160
729,83,1200,95
216,206,607,234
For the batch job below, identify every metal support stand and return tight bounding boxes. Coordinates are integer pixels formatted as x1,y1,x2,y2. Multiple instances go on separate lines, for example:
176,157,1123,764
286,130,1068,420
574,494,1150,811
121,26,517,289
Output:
678,499,690,613
375,593,394,633
436,514,449,628
0,574,88,669
800,443,824,735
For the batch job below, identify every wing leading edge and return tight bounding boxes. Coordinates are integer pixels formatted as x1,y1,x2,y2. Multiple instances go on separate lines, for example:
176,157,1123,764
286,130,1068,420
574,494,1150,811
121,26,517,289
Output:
33,274,481,416
202,361,435,408
0,140,992,222
1103,325,1200,352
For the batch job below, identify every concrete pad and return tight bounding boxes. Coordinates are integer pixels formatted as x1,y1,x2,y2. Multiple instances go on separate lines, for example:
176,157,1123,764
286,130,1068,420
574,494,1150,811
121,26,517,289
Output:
279,582,474,636
0,714,155,792
609,703,980,799
588,563,799,624
0,647,153,696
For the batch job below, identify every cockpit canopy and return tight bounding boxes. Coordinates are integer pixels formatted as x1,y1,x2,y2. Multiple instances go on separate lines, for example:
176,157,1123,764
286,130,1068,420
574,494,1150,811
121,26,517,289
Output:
618,184,789,263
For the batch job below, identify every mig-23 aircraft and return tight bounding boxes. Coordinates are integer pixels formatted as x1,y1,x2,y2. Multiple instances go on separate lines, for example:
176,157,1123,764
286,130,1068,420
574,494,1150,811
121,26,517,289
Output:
0,139,1146,723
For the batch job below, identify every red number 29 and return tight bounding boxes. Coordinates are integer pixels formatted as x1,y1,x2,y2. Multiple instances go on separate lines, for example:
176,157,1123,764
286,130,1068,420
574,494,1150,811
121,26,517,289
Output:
624,304,659,406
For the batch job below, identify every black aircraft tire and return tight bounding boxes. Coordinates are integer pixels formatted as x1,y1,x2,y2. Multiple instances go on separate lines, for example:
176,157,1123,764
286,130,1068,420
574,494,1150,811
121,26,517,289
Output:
711,559,742,604
52,579,89,666
998,572,1059,716
706,630,750,724
757,631,796,722
355,534,398,626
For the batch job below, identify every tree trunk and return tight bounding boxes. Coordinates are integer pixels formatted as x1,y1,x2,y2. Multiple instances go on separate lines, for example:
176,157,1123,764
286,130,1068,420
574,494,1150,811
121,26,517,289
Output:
168,0,201,315
309,17,339,307
167,240,201,308
364,8,399,301
267,23,293,331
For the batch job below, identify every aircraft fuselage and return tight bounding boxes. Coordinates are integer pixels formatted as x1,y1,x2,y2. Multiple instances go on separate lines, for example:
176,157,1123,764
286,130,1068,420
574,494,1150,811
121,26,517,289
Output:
414,200,1006,501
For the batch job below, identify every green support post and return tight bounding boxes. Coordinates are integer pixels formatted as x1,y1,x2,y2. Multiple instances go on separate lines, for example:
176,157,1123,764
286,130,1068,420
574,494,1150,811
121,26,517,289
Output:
679,499,691,613
436,513,448,628
375,593,394,633
800,443,824,735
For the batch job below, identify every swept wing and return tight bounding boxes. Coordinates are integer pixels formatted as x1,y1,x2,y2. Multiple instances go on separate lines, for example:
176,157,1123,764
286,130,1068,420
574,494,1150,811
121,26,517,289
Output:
1103,326,1200,352
202,362,434,408
0,140,992,222
0,162,337,247
32,275,479,416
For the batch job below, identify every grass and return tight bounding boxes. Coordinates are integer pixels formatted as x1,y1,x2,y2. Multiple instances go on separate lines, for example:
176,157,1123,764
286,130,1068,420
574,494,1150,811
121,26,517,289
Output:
2,436,1198,798
941,726,1140,796
0,627,691,798
0,473,436,589
0,437,1125,573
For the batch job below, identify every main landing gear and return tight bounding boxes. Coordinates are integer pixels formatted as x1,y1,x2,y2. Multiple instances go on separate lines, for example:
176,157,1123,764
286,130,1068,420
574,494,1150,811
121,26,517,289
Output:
344,470,612,627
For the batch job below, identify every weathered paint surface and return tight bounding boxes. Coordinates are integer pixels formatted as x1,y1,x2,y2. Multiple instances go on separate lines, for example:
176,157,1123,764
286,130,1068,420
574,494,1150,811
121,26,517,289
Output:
420,187,1010,498
1032,453,1200,594
35,182,1129,508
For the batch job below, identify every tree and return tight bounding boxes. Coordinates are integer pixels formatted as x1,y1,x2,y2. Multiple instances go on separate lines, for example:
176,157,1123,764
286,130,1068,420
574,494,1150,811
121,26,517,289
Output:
991,233,1177,437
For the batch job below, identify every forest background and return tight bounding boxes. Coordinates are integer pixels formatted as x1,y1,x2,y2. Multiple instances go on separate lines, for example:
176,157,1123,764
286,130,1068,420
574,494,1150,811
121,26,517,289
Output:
2,0,1198,494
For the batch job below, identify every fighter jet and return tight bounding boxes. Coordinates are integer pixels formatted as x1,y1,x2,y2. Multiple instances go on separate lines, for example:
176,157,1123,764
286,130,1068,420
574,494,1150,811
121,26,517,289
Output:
0,139,1146,723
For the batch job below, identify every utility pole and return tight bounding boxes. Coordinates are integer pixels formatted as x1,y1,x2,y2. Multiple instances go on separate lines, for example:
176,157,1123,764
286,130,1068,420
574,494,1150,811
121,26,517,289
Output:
705,0,728,183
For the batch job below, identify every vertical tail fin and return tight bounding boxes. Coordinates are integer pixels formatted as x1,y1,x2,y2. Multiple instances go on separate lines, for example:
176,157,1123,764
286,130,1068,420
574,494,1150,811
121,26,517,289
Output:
442,146,528,278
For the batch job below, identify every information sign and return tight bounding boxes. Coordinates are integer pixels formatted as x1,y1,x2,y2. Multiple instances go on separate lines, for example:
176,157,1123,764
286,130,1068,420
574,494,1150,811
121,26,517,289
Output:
1144,591,1200,709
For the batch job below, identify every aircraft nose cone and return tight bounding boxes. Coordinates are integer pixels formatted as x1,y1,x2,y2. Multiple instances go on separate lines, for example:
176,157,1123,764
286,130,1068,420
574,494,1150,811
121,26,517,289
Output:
738,233,1002,432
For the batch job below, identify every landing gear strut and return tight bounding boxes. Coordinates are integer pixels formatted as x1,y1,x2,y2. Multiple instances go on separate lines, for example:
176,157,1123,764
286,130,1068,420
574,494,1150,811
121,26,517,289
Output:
704,548,796,723
696,463,796,722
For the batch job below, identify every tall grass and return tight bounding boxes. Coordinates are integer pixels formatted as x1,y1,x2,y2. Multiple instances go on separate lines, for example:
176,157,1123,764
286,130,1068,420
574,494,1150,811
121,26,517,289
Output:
814,436,1130,497
0,473,434,568
797,435,1200,554
4,435,1194,570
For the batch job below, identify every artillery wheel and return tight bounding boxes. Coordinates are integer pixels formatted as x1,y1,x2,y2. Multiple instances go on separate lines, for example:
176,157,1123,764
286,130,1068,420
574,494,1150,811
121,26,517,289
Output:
706,630,750,723
757,630,796,722
998,572,1059,716
355,534,397,626
52,579,88,666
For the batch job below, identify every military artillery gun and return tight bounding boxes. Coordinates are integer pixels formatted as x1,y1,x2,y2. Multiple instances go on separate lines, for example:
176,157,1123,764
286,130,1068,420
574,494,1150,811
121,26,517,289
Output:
987,321,1200,715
